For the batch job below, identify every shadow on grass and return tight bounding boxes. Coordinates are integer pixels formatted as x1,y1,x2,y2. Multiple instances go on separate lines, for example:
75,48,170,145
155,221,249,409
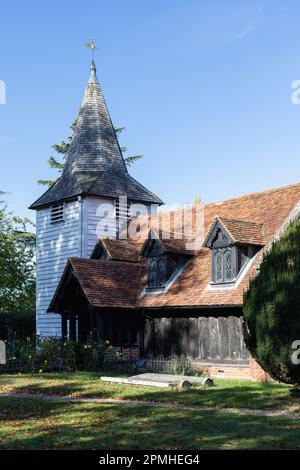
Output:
122,382,293,411
0,396,299,450
0,372,294,411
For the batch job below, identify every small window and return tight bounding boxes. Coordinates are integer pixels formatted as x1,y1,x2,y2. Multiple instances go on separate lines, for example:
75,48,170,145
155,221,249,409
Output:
147,253,180,290
213,247,236,284
50,202,64,224
148,256,167,289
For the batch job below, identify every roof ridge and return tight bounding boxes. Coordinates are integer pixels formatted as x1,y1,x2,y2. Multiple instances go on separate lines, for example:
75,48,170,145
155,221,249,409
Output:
218,217,263,226
70,257,144,266
206,182,300,207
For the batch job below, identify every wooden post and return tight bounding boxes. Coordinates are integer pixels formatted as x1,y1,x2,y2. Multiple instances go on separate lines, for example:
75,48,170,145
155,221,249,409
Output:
58,313,68,373
61,314,67,340
89,305,97,340
70,313,76,341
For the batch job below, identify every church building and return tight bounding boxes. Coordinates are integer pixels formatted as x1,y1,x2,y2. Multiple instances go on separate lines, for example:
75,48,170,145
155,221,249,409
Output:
31,60,300,380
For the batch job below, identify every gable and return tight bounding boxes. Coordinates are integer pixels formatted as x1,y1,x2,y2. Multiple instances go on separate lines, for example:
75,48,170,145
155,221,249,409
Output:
203,218,234,249
141,237,165,258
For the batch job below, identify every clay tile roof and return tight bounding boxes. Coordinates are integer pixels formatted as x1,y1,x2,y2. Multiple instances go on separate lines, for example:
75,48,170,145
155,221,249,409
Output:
70,258,146,308
219,217,264,245
138,182,300,308
204,216,265,246
49,182,300,312
140,237,200,256
100,238,143,263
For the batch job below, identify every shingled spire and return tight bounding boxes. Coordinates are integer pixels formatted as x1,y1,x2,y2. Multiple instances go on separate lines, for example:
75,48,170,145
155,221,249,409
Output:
30,62,162,209
65,60,127,175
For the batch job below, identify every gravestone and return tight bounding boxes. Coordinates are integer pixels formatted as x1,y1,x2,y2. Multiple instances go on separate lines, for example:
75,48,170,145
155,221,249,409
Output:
0,341,6,365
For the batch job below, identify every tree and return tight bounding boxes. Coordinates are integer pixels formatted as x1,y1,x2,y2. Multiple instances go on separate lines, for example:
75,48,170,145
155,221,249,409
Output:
38,121,143,187
243,219,300,384
0,207,36,313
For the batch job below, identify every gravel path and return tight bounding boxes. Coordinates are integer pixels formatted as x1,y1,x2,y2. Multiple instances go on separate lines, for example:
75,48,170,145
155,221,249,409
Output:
0,391,299,420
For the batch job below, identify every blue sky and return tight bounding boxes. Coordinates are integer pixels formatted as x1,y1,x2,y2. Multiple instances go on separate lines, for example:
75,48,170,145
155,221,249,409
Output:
1,0,300,220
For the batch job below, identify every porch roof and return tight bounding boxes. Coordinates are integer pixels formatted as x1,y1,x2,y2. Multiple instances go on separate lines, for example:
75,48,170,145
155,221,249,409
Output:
48,257,146,311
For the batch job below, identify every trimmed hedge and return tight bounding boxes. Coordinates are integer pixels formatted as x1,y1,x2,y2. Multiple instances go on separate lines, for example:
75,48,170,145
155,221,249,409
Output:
0,311,35,340
244,219,300,384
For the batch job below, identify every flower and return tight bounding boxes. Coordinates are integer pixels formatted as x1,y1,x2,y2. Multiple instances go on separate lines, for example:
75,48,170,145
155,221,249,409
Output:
109,345,113,350
26,337,31,342
105,340,110,345
84,345,88,349
39,369,43,373
28,355,32,359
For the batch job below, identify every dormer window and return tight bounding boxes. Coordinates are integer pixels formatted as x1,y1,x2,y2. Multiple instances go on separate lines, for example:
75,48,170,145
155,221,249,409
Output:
203,217,264,286
141,237,191,292
50,202,64,224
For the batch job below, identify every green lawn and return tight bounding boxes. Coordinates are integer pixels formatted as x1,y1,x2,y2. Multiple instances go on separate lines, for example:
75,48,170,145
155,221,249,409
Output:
0,372,300,450
0,371,296,411
0,396,299,450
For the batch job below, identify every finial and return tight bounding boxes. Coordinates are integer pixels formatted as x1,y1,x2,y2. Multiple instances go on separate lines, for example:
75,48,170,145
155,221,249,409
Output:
86,38,98,62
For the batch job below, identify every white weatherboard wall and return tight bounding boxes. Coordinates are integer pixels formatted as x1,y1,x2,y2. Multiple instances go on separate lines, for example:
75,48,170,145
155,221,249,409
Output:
36,200,81,336
85,197,118,258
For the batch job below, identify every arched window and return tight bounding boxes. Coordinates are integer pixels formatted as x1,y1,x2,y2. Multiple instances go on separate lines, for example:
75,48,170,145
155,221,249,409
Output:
213,247,235,283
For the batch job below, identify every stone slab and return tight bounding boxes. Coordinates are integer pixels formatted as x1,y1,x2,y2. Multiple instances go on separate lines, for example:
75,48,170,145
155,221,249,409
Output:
101,376,173,388
101,373,213,388
130,373,212,385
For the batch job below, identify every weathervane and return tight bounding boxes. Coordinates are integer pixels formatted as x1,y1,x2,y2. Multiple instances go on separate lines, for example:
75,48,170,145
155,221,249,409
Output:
86,38,98,61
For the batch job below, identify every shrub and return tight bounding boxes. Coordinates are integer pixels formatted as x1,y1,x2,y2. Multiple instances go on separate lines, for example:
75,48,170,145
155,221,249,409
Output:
244,219,300,384
144,355,198,376
164,355,196,376
5,336,76,373
7,336,38,373
38,337,76,372
75,335,105,371
4,335,107,373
